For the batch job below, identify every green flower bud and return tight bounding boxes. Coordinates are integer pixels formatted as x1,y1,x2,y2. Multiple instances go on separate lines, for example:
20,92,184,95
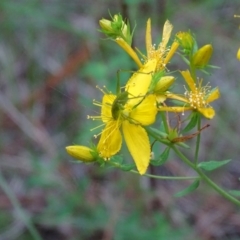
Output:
175,31,194,53
99,14,130,43
66,145,95,162
192,44,213,68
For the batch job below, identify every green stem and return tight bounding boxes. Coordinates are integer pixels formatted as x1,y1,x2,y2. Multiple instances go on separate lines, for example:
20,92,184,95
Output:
194,116,201,164
109,161,198,180
172,145,240,206
0,170,42,240
131,170,199,180
189,64,197,81
160,112,169,134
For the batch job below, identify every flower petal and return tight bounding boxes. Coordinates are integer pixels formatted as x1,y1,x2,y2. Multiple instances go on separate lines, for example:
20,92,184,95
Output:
101,94,116,122
122,121,150,175
198,107,215,119
115,37,142,68
161,20,173,48
97,120,122,158
206,87,220,103
129,94,157,125
146,18,152,59
158,106,192,112
181,70,196,92
126,59,157,98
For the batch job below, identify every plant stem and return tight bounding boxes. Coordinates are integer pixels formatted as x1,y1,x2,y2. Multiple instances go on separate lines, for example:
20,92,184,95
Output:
0,170,42,240
160,111,169,134
194,116,201,164
172,145,240,206
131,170,199,180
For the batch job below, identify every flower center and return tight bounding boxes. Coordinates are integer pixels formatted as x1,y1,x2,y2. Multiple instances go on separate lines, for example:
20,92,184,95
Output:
148,44,169,71
184,82,210,109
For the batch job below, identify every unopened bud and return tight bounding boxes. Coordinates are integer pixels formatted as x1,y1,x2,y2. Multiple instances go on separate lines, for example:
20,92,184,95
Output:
99,14,129,42
192,44,213,68
154,76,175,93
66,145,95,162
176,31,194,52
99,19,113,32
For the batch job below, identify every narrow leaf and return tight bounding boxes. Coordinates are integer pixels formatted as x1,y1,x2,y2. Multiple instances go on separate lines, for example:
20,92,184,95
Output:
229,190,240,197
183,112,198,133
120,163,135,171
198,159,231,171
174,180,200,198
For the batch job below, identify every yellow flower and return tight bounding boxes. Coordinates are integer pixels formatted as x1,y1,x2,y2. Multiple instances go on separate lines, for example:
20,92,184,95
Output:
90,60,158,175
158,70,220,119
145,19,179,71
115,19,179,71
66,145,95,162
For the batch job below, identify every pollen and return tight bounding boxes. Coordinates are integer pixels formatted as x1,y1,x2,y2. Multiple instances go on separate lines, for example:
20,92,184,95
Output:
148,43,170,71
184,81,211,109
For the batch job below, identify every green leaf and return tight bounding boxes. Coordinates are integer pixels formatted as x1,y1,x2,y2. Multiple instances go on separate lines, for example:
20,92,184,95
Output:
151,147,170,166
197,159,231,171
120,163,136,171
145,127,170,145
229,190,240,197
174,180,200,198
182,112,198,133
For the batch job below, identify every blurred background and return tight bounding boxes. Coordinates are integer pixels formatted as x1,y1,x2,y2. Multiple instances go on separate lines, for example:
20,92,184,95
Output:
0,0,240,239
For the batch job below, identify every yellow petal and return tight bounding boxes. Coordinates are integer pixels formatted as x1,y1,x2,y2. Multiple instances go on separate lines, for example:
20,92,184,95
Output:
129,94,157,125
156,94,167,103
166,92,189,103
180,70,196,92
164,41,179,65
161,20,173,48
97,121,122,158
66,145,95,162
126,59,157,98
101,94,116,122
206,87,220,103
146,18,152,59
198,107,215,119
122,121,150,175
158,106,192,112
115,37,142,68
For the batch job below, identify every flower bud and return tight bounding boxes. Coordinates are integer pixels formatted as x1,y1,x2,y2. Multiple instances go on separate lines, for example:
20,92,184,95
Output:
175,31,194,53
192,44,213,68
99,14,129,43
66,145,95,162
99,19,113,32
154,76,175,93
